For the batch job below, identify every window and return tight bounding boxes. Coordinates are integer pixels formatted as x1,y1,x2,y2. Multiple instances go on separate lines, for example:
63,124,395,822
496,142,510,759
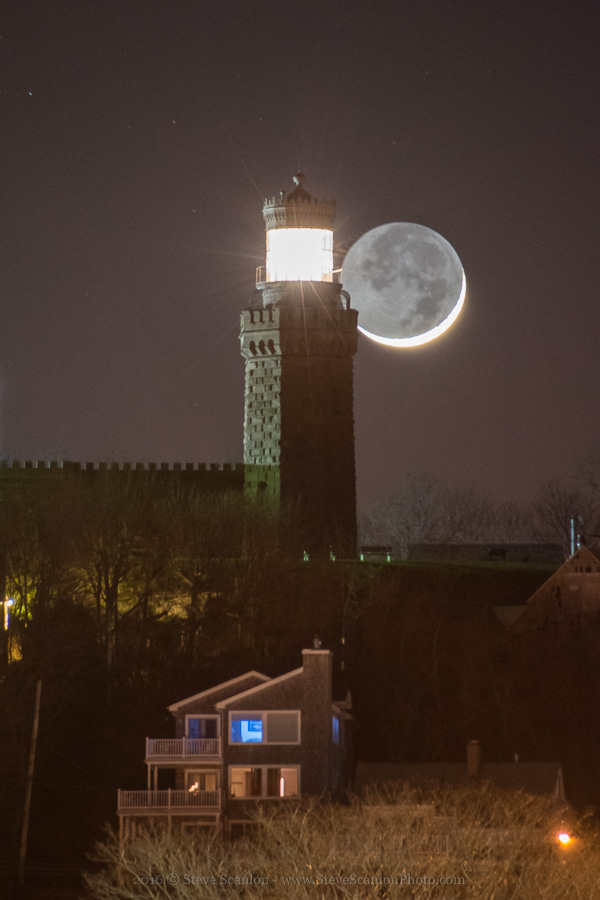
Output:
332,715,340,745
231,715,263,743
266,712,299,742
230,767,263,798
230,711,300,744
186,770,219,792
186,716,218,739
230,766,299,798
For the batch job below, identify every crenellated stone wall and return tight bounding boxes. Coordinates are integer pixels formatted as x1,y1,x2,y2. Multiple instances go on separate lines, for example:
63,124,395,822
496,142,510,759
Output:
0,459,244,491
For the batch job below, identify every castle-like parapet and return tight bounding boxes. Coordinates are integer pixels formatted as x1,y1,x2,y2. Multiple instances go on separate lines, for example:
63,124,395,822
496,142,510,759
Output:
0,460,244,490
262,172,336,232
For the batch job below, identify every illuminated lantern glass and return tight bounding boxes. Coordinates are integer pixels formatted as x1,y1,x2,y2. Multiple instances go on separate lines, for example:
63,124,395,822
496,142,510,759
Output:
266,228,333,282
261,173,336,284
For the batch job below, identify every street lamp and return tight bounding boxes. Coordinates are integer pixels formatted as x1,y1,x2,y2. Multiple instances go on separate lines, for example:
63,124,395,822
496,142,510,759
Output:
3,597,14,630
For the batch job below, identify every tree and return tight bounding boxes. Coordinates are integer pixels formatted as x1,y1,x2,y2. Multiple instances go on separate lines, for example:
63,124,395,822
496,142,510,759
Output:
532,479,600,552
85,785,596,899
0,479,80,665
70,472,172,689
361,474,502,558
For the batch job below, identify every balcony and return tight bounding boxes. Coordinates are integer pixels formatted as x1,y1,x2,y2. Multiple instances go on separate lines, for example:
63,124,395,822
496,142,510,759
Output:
118,789,222,814
255,265,341,285
145,737,222,762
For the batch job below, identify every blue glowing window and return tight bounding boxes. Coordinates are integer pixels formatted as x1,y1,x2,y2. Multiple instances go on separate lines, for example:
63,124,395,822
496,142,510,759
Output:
231,716,263,743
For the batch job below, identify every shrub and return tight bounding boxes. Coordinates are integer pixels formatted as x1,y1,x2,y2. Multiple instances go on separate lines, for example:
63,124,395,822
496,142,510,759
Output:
85,784,599,898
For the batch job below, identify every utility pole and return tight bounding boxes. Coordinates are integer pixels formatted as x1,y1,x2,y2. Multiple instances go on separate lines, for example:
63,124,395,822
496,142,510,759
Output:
18,679,42,892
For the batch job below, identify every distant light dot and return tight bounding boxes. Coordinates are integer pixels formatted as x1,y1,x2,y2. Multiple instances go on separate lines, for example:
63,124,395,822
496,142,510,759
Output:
28,91,32,96
558,832,571,845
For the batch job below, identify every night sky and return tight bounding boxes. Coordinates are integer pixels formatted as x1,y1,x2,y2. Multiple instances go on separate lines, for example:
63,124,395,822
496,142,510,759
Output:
2,0,598,512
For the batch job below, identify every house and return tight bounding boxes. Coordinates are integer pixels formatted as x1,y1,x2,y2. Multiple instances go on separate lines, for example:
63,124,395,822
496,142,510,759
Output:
494,546,600,631
117,645,352,840
354,740,567,805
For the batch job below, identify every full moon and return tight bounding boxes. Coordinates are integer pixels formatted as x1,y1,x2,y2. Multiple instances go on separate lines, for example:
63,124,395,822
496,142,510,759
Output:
341,222,466,348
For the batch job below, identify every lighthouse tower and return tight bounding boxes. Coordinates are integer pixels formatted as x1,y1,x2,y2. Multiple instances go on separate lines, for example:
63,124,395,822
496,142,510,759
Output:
240,174,358,557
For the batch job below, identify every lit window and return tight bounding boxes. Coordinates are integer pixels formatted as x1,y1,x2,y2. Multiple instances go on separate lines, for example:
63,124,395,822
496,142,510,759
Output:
230,767,263,798
230,766,299,798
332,715,340,745
230,711,300,744
186,771,218,792
267,767,298,797
231,715,263,743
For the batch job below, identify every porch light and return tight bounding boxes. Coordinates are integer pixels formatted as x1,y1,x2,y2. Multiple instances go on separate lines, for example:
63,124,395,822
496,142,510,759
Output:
557,832,571,845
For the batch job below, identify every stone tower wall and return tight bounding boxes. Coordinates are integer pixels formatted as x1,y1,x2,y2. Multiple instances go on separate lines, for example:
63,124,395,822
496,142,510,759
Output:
240,285,358,556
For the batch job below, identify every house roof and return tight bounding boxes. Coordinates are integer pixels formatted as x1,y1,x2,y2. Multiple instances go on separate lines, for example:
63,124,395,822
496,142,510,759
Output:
493,605,528,627
527,546,600,607
332,690,353,715
215,667,303,708
167,671,270,712
354,761,565,801
170,651,350,715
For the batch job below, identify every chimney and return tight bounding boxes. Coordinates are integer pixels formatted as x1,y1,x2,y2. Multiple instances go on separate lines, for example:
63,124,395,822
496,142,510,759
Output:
466,740,482,778
301,648,333,794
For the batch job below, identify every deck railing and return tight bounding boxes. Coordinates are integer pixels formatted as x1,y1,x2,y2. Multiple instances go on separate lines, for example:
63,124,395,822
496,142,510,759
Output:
255,265,340,284
146,737,221,759
118,789,222,811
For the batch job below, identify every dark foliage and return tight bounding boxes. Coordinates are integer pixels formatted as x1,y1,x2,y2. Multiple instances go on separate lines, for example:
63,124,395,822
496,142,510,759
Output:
0,477,599,895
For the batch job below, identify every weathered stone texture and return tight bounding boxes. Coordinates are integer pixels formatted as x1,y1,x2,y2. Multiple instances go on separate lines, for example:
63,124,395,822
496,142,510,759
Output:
240,284,358,556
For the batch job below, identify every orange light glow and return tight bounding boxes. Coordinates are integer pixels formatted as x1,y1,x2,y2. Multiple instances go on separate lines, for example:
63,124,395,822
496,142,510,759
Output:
558,832,571,845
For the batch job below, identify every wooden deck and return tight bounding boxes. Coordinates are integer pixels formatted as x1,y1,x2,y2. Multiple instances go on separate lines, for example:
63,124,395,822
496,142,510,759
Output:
144,737,222,762
118,789,222,814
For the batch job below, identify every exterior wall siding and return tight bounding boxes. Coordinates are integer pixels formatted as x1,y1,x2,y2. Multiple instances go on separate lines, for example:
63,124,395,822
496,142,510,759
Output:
122,649,350,836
